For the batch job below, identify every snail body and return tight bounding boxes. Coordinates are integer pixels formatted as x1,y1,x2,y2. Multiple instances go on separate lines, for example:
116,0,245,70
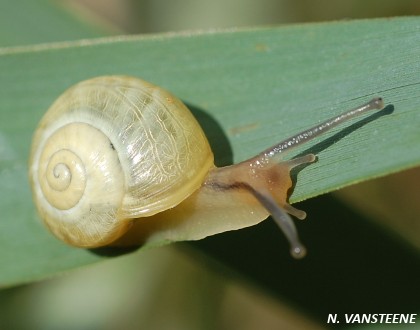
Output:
29,76,385,258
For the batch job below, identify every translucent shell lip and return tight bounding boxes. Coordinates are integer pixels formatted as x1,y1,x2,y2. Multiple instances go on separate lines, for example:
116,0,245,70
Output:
108,76,215,217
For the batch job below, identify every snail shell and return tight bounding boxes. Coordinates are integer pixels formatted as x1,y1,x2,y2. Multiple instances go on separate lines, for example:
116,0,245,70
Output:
29,76,213,247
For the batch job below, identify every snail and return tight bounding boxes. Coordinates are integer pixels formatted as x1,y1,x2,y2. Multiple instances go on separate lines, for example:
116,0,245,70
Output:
29,76,385,258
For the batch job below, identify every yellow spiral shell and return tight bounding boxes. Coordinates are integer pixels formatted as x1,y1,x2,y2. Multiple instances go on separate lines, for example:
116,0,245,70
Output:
29,76,214,247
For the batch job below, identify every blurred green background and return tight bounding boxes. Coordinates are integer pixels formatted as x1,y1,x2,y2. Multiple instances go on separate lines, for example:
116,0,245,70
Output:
1,1,420,329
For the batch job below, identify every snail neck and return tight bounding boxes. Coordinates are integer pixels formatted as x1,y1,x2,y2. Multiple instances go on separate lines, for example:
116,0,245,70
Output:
204,153,314,259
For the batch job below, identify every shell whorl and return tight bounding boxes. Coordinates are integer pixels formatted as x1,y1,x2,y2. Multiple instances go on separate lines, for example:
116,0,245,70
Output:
29,76,214,247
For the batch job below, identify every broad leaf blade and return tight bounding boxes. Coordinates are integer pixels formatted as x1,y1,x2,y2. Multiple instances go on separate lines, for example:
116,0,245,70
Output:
1,17,419,287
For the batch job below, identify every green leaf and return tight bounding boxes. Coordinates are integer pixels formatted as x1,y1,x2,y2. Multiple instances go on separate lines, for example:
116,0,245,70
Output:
1,16,420,287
